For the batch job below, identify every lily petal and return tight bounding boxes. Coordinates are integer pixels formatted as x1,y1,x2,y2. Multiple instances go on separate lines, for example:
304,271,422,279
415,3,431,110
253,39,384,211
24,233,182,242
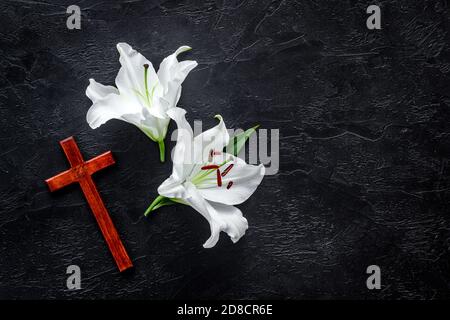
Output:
86,79,142,129
115,43,170,120
158,81,182,114
184,182,248,248
197,156,266,205
166,107,195,181
115,43,158,97
153,46,198,119
158,176,188,199
192,115,230,169
140,108,170,140
159,60,197,108
157,46,198,91
86,78,119,101
207,201,248,247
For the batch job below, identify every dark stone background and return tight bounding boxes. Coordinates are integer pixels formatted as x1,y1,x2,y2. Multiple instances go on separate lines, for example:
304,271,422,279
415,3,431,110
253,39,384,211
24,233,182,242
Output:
0,0,449,299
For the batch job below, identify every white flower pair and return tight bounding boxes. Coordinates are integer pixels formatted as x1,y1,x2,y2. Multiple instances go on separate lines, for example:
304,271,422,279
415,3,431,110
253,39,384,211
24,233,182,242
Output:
85,43,265,248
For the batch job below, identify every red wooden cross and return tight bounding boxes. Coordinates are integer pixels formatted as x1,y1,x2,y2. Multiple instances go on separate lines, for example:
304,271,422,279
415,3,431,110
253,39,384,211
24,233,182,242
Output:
45,136,133,272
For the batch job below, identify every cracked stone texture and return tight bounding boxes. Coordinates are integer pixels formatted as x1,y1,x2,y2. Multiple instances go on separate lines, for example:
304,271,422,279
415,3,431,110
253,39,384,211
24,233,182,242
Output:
1,0,450,299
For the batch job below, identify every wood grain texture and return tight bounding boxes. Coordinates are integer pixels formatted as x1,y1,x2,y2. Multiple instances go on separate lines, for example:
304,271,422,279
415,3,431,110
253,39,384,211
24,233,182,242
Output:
45,137,133,272
0,0,449,299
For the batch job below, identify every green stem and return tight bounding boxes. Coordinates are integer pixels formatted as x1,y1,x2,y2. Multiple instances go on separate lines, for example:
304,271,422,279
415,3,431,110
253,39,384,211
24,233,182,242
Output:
144,195,165,216
144,196,186,216
139,127,165,163
158,139,165,162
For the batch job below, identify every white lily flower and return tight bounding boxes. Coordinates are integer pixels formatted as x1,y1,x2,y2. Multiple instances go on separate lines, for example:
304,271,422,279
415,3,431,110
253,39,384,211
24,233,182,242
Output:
150,107,265,248
85,43,198,162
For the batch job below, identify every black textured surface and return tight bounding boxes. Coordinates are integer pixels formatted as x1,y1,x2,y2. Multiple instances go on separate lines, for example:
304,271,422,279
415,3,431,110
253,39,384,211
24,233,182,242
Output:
1,0,450,299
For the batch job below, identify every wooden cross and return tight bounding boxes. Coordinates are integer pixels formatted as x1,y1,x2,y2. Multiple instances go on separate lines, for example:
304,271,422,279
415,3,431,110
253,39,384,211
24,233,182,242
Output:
45,136,133,272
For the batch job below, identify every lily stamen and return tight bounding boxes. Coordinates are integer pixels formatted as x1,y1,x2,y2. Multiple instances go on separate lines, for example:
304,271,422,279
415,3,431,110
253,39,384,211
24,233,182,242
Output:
216,169,222,187
221,164,234,177
208,149,214,162
209,149,222,162
201,165,219,170
226,181,233,189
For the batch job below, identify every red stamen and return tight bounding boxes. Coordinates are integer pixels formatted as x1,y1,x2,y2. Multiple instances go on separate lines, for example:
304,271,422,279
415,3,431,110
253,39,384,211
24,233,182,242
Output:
227,181,233,189
208,149,214,162
201,165,219,170
216,169,222,187
221,164,234,177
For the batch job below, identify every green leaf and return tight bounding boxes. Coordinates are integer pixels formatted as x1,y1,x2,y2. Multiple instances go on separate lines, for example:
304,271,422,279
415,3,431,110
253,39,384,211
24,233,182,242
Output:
225,124,259,156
